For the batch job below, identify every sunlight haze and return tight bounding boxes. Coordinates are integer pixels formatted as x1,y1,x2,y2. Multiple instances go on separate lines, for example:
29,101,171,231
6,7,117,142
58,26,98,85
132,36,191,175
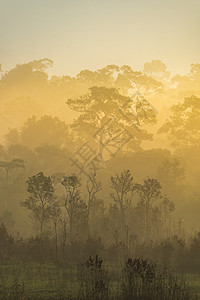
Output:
1,0,200,76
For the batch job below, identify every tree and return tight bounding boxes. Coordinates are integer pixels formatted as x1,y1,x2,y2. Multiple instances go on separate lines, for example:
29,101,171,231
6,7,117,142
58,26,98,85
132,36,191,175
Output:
61,175,87,241
21,172,55,234
0,158,24,209
20,115,70,149
110,170,135,227
0,210,15,233
135,178,162,242
77,65,119,88
157,158,185,185
67,86,157,166
49,203,61,260
76,64,162,96
0,58,53,106
4,129,20,146
171,64,200,94
0,223,14,259
160,196,175,238
2,96,43,132
158,95,200,148
1,58,53,84
143,60,170,82
115,65,163,96
85,171,102,234
35,145,72,174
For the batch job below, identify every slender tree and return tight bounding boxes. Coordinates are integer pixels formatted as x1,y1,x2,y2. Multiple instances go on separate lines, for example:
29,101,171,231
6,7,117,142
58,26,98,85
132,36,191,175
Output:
135,178,162,242
85,171,102,234
61,175,87,241
21,172,55,234
110,170,135,227
49,204,61,260
0,158,24,209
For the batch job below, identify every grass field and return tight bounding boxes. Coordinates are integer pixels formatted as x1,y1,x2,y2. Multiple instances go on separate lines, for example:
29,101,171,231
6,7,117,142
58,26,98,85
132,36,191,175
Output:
0,261,200,299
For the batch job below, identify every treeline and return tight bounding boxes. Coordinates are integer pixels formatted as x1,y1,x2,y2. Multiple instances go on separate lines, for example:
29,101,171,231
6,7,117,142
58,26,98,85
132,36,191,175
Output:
0,59,200,273
1,168,200,273
0,58,200,138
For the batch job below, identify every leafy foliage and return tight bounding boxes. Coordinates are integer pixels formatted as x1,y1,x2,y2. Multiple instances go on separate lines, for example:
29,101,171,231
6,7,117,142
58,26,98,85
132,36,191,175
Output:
159,96,200,148
21,172,55,234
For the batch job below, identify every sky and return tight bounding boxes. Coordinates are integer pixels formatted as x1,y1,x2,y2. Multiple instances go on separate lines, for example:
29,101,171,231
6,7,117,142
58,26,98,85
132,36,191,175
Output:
0,0,200,76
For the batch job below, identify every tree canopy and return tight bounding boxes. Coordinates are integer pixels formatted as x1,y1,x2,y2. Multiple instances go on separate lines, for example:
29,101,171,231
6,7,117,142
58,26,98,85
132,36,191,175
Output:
67,86,157,165
158,95,200,148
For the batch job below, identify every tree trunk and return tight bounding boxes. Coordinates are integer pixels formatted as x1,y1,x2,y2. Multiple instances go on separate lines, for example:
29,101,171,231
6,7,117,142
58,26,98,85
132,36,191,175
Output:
54,221,58,261
69,215,74,242
4,169,9,210
62,219,67,259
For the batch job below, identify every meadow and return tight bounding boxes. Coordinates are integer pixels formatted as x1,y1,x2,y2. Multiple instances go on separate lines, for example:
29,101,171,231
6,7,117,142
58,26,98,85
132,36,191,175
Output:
0,257,199,300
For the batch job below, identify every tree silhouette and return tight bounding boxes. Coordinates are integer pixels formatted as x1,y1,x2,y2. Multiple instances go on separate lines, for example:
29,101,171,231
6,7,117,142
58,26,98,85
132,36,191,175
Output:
61,175,87,241
159,95,200,148
21,172,55,234
67,86,157,164
110,169,135,227
0,158,24,209
20,115,69,149
115,65,163,96
135,178,162,242
85,171,102,235
143,60,170,82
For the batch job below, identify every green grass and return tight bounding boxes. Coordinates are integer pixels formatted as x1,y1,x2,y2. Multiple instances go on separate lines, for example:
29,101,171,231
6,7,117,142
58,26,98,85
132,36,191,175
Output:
185,273,200,297
0,261,199,299
0,262,79,299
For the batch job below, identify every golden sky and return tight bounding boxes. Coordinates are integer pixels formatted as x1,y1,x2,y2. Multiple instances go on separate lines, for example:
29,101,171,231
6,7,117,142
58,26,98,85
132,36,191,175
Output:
1,0,200,76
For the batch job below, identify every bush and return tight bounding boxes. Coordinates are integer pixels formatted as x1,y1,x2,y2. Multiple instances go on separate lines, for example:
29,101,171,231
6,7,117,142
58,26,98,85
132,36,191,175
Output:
121,257,196,300
78,255,109,299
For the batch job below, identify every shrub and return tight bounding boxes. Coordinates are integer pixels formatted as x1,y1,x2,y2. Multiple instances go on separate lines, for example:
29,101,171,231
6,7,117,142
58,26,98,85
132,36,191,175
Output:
121,257,196,300
78,255,109,299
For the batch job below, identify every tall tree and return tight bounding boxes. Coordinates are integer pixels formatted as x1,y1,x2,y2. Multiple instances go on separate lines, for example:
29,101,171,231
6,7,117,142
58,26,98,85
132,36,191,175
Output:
85,171,102,234
20,115,70,149
21,172,55,234
49,204,61,260
143,60,170,82
159,95,200,148
157,158,185,185
160,196,175,238
67,86,157,167
61,175,87,241
110,170,135,227
135,178,162,242
0,158,24,209
115,65,163,96
171,64,200,94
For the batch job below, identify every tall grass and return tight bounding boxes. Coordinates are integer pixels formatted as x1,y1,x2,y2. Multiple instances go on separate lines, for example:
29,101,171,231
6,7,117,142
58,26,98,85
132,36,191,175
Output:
0,256,198,299
121,258,195,300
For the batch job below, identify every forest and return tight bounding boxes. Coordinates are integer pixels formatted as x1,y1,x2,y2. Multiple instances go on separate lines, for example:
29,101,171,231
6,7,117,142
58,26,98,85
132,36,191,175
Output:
1,58,200,299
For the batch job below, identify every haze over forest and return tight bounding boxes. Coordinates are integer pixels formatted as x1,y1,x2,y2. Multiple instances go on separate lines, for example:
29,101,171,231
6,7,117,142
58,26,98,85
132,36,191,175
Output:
0,58,200,234
1,1,200,299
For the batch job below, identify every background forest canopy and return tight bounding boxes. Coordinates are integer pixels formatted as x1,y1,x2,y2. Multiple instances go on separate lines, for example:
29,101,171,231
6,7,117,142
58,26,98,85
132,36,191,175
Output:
1,57,200,243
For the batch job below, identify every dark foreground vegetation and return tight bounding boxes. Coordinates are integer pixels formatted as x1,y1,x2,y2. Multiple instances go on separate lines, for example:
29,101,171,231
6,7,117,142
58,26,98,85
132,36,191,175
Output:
0,255,198,300
1,222,200,299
